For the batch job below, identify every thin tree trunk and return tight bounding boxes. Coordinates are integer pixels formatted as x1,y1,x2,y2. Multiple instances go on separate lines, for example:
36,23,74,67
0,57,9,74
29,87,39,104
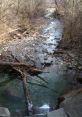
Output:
22,73,30,116
17,0,20,15
0,0,2,18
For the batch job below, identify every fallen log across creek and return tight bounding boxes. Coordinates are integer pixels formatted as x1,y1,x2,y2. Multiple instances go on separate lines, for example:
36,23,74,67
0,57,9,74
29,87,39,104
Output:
0,62,43,75
0,61,45,116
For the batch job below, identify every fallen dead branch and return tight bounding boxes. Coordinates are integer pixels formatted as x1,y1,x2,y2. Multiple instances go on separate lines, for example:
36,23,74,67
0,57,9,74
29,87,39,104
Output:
54,50,64,54
0,61,43,75
0,28,20,37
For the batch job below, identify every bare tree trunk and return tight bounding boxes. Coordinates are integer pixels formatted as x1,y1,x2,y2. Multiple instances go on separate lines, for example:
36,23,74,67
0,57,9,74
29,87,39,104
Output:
17,0,20,15
54,0,58,10
0,0,2,18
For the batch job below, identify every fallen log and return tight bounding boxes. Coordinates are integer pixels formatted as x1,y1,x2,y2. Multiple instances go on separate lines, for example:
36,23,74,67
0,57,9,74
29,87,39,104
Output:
53,50,64,54
0,62,34,67
0,62,43,75
22,74,31,116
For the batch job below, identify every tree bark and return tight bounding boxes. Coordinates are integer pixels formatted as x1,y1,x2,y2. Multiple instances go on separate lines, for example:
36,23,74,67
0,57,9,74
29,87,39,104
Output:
22,73,30,115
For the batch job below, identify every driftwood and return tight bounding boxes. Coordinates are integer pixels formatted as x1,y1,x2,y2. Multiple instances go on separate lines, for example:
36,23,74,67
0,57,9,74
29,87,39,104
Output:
22,73,31,116
54,50,64,54
0,61,43,75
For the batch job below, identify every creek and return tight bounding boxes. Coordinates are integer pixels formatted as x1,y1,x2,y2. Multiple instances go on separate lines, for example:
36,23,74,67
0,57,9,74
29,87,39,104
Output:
0,10,75,115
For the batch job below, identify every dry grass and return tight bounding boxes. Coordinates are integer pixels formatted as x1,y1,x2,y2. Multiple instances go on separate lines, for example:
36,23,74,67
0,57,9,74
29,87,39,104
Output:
0,0,56,47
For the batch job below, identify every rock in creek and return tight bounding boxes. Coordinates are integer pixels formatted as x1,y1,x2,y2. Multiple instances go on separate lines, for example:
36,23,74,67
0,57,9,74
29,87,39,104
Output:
0,107,10,117
59,88,82,117
47,108,67,117
24,108,67,117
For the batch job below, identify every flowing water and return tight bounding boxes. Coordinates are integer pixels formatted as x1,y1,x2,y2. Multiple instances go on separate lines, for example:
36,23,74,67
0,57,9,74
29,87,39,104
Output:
34,18,63,67
0,11,74,115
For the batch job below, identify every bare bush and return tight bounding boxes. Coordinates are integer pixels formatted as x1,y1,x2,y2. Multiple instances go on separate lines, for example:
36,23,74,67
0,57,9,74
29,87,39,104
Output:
0,0,46,45
55,0,82,50
0,0,56,46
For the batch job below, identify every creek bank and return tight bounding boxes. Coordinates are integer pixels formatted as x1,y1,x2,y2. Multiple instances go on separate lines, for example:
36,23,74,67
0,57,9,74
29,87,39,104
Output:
57,88,82,117
53,46,82,117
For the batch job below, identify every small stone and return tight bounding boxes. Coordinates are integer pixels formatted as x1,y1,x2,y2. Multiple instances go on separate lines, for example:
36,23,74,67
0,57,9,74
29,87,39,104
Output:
0,107,10,117
47,108,67,117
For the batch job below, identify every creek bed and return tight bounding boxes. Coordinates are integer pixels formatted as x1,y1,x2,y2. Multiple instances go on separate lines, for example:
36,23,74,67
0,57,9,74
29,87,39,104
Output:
0,12,75,115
